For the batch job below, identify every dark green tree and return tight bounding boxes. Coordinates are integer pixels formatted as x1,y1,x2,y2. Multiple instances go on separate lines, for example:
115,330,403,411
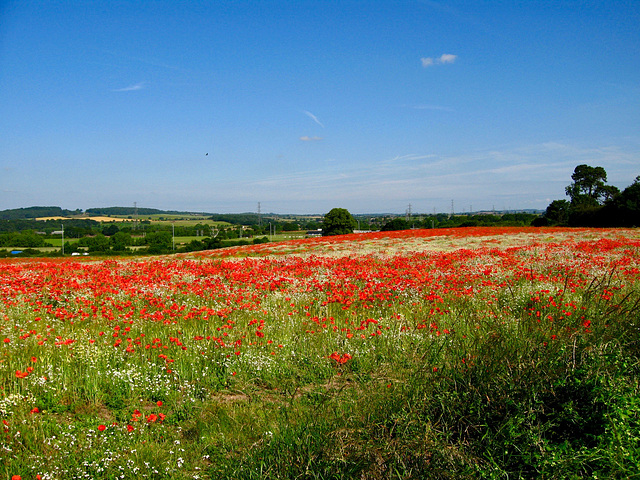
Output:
544,200,571,225
22,232,46,247
565,164,619,207
0,232,45,247
282,222,300,232
381,218,410,231
603,175,640,226
561,164,621,226
145,231,172,253
204,236,222,249
303,221,321,230
110,231,132,251
82,234,111,252
102,224,119,236
322,208,357,236
62,241,79,254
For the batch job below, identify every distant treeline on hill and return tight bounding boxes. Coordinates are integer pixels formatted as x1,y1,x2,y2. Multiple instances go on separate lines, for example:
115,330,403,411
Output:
208,213,262,225
0,206,217,219
0,218,99,234
85,207,205,216
0,206,82,220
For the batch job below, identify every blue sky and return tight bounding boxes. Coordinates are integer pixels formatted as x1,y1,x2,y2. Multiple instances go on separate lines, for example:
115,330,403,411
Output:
1,1,638,214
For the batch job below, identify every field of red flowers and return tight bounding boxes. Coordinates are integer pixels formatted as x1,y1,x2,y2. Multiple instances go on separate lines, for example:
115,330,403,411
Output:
1,227,639,479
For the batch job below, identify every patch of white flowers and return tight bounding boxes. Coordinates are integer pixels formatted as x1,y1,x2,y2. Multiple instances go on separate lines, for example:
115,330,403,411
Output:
0,393,36,416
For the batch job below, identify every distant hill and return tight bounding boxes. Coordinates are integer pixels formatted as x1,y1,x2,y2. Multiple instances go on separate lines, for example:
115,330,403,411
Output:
208,213,263,225
0,206,82,220
86,206,165,216
0,205,213,221
86,207,210,216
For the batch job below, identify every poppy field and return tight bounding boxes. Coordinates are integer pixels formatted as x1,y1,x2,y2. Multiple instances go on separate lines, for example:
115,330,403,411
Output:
1,227,640,479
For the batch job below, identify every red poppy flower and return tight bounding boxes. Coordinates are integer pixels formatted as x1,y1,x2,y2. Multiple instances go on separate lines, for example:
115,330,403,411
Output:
98,424,106,432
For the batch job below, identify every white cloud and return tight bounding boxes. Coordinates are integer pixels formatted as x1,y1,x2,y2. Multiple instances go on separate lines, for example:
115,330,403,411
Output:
303,110,325,128
420,57,434,67
421,54,457,67
112,82,145,92
300,136,323,141
438,53,457,64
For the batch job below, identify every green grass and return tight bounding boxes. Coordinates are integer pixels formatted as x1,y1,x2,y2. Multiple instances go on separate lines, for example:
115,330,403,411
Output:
173,235,211,244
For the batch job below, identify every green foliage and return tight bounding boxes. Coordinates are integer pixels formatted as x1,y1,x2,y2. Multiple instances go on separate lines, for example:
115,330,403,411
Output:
0,231,46,247
565,164,612,206
322,208,357,236
0,206,81,220
602,175,640,227
281,222,300,232
110,231,133,250
381,217,410,231
79,233,111,252
544,165,638,226
102,224,119,236
543,199,570,226
0,218,99,235
208,213,262,225
410,212,540,229
145,231,173,253
86,206,193,216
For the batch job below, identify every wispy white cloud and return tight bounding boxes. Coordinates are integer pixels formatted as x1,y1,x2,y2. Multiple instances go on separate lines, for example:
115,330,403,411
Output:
420,57,434,67
303,110,325,128
421,53,458,67
112,82,145,92
300,136,323,141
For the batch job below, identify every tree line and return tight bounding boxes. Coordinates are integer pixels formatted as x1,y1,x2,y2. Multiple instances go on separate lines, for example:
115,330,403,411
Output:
538,165,639,227
321,207,540,235
0,206,82,220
